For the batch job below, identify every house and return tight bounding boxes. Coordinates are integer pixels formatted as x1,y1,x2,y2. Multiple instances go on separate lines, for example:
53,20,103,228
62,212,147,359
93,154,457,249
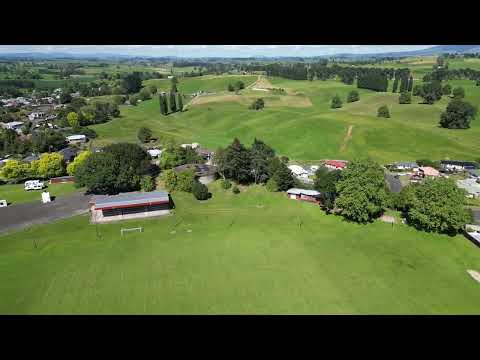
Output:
2,121,24,132
393,161,418,170
465,224,480,247
324,160,348,170
28,112,45,121
66,134,87,144
58,147,79,163
417,166,440,178
147,149,162,158
441,160,478,172
309,165,320,173
174,163,218,184
457,179,480,198
195,147,214,164
288,165,309,179
89,191,172,223
286,188,321,204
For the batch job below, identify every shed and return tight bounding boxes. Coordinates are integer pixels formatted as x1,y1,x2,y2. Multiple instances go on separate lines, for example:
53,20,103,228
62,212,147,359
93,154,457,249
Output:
89,191,172,223
286,188,321,204
58,147,79,163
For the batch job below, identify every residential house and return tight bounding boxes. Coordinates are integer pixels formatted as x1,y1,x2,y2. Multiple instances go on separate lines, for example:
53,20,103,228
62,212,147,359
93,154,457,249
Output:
288,165,309,179
324,160,348,170
28,112,45,121
58,147,79,163
286,188,321,204
417,166,440,178
393,161,418,171
66,134,87,144
1,121,24,134
147,149,162,158
441,160,478,172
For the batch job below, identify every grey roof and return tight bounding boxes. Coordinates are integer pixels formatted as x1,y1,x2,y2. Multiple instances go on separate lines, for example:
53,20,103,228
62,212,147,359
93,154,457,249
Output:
90,191,170,210
58,147,78,159
287,188,321,196
22,154,40,163
471,209,480,225
441,160,478,168
394,161,418,168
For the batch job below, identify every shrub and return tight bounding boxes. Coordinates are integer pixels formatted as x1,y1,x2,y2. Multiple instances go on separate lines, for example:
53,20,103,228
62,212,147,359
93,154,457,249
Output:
192,181,210,200
249,98,265,110
140,175,155,192
232,186,240,194
399,92,411,104
331,94,342,108
221,179,232,189
176,170,196,192
137,127,153,143
452,86,465,99
266,178,278,192
377,105,390,118
347,90,359,103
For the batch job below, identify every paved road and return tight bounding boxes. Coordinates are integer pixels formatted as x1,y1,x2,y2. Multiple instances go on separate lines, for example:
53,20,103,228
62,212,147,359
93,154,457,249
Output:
0,192,91,235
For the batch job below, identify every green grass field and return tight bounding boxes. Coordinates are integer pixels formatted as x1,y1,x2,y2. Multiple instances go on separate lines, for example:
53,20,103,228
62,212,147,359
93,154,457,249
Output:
90,75,480,164
0,181,479,314
0,183,80,206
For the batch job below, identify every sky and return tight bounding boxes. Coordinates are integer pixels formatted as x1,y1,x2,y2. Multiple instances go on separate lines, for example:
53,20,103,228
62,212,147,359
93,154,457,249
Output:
0,45,435,57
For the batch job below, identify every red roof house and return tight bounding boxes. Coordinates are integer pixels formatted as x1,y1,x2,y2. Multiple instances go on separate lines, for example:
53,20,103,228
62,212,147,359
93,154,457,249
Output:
324,160,348,170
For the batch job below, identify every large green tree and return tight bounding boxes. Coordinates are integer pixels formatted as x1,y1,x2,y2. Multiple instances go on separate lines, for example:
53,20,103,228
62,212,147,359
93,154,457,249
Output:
272,160,296,191
439,99,477,129
314,166,342,211
335,159,389,223
331,94,342,109
405,178,470,234
216,138,252,184
250,138,275,184
347,90,359,103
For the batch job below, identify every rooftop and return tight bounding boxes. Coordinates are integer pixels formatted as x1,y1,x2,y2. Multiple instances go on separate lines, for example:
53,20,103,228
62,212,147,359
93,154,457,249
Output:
287,188,321,196
90,191,170,210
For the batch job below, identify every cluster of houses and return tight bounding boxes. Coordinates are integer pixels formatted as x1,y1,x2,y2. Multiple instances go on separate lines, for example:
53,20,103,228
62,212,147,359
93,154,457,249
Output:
388,160,480,198
287,160,348,185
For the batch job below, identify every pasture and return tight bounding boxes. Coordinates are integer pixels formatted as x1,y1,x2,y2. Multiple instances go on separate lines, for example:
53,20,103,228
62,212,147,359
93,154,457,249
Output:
0,182,479,314
91,75,480,164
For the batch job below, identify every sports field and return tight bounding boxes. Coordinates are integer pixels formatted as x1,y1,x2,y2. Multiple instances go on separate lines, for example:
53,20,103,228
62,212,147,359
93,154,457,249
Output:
91,75,480,164
1,181,479,314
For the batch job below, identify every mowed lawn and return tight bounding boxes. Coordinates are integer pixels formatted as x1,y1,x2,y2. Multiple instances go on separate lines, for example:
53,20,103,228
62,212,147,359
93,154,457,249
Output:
1,182,479,314
91,75,480,164
0,183,80,206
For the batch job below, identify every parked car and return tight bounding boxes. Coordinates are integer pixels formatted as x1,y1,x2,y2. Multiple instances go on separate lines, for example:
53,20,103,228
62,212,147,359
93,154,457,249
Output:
24,180,45,191
0,199,7,207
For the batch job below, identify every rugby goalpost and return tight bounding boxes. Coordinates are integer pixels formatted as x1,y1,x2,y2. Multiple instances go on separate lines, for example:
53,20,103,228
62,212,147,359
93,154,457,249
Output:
120,227,144,236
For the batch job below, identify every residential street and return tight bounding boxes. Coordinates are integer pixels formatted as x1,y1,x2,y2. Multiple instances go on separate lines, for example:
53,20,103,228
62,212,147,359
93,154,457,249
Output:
0,192,90,235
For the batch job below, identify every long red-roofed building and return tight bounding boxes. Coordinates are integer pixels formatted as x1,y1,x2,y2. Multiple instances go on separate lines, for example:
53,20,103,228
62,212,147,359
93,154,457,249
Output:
324,160,348,170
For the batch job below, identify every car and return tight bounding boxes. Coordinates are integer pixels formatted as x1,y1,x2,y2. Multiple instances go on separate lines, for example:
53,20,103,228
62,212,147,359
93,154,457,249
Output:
24,180,45,191
0,199,7,207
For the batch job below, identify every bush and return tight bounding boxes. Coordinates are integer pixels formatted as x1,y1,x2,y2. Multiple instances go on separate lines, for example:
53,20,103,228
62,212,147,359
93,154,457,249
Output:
249,98,265,110
232,186,240,194
266,178,278,192
377,105,390,118
221,179,232,189
452,86,465,99
399,92,411,104
139,88,151,101
331,94,342,108
137,127,152,143
140,175,155,192
112,95,127,105
176,170,196,192
192,181,210,200
347,90,359,103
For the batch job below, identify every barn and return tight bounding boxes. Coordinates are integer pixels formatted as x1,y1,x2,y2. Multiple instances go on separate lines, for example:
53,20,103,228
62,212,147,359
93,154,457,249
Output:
286,188,321,204
89,191,172,223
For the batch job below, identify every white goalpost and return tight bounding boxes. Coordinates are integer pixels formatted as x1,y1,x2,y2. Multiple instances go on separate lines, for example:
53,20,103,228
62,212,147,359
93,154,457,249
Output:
120,227,144,236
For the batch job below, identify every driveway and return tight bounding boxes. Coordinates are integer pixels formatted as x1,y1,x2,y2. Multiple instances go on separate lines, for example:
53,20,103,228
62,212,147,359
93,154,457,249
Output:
0,192,91,235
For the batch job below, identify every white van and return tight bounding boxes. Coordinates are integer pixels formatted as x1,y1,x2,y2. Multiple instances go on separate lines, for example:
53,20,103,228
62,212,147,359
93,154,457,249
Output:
24,180,45,191
0,199,7,207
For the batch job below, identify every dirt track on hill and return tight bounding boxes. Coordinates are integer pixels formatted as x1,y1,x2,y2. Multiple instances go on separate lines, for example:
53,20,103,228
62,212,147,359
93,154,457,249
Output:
340,125,354,152
0,192,90,235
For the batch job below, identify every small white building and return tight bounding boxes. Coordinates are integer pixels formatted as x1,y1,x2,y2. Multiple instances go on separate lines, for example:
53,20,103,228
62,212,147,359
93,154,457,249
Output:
66,134,87,144
147,149,163,158
1,121,24,134
457,179,480,198
288,164,309,179
28,112,46,121
181,143,200,149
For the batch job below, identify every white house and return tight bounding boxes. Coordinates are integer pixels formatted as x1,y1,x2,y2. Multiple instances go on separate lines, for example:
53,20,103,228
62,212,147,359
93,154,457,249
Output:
288,165,309,179
147,149,163,158
66,134,87,144
457,179,480,198
1,121,24,134
393,161,418,170
28,112,46,121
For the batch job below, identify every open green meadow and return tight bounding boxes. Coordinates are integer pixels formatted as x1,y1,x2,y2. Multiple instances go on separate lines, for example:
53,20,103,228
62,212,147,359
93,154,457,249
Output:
0,183,80,205
91,75,480,164
0,182,479,314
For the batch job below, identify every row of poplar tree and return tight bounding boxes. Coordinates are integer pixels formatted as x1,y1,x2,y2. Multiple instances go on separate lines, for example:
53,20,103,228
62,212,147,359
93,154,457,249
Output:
159,77,184,115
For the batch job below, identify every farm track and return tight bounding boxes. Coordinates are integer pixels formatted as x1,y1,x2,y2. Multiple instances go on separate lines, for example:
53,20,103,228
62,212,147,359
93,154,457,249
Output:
340,125,354,152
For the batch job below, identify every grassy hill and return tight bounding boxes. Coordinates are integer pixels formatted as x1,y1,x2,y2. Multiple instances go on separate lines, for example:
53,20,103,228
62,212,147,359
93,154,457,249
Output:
90,75,480,164
1,181,479,314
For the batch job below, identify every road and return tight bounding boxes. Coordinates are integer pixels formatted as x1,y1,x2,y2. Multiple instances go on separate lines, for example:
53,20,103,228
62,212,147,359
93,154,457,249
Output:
0,192,91,235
